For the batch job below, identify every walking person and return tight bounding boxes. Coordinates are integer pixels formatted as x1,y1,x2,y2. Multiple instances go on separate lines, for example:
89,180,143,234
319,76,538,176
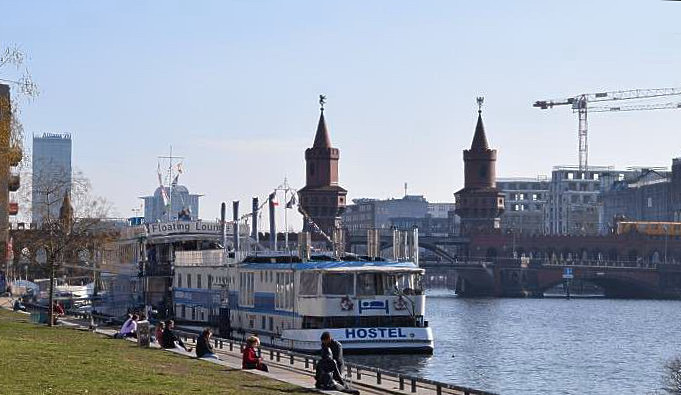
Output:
196,328,219,359
242,336,268,371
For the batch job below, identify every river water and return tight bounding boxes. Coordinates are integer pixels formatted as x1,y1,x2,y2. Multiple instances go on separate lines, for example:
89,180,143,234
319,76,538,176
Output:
347,290,681,395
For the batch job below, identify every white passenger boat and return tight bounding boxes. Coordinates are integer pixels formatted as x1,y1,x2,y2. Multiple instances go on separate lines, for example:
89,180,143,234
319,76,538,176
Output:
174,252,433,354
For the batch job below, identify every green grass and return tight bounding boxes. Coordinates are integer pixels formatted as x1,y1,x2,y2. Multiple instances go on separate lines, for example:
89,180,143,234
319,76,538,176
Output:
0,309,311,394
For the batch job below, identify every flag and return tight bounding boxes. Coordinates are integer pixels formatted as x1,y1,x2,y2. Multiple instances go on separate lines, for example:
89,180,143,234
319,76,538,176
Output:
286,194,297,209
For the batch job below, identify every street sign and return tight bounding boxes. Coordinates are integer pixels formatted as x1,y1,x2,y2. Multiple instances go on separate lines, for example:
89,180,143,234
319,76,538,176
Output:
562,267,574,279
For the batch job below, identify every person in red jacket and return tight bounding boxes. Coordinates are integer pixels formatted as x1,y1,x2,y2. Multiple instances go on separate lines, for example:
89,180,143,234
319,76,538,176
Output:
242,336,268,372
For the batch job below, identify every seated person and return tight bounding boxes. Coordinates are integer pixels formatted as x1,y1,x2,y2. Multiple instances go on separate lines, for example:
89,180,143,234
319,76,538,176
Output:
13,299,26,312
161,320,192,352
115,314,138,338
242,336,268,372
154,321,165,344
196,328,218,359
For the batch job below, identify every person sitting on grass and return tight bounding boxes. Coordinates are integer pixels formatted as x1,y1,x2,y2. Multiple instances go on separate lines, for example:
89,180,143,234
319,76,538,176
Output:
161,320,192,352
242,336,268,372
196,328,218,359
115,314,138,339
154,321,165,344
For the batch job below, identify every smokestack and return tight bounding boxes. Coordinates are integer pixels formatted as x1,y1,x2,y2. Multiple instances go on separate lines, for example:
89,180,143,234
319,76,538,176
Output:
233,201,240,253
298,231,310,261
220,202,226,249
251,197,259,241
268,192,277,251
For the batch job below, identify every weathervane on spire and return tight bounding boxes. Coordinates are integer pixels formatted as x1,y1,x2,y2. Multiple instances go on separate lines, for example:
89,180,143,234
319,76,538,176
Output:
319,94,327,112
476,96,484,114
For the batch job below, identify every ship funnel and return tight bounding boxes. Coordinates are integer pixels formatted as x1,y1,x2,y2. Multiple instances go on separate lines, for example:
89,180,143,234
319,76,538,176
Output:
367,229,380,260
268,192,277,251
233,201,240,254
298,231,311,262
251,197,259,243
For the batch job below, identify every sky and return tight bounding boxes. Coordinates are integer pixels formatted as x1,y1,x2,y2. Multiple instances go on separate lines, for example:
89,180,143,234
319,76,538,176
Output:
2,1,681,229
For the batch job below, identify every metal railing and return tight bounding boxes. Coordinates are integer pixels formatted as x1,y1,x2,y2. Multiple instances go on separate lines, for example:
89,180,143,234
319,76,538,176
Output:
171,329,497,395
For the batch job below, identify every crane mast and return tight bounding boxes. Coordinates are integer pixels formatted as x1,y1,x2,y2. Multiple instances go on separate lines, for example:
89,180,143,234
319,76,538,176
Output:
534,87,681,172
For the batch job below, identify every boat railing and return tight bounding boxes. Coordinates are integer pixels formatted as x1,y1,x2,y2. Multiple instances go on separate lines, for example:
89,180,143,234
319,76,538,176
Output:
169,328,497,395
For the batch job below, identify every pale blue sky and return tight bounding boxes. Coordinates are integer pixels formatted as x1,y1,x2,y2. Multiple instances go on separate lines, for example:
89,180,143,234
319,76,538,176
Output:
3,1,681,225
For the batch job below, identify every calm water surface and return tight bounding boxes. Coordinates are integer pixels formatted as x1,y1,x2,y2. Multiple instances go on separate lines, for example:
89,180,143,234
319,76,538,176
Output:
347,291,681,395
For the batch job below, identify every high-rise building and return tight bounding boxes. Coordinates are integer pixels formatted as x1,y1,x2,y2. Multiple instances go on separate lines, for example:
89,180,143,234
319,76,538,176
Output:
32,133,72,225
298,100,347,239
454,102,505,236
141,185,201,223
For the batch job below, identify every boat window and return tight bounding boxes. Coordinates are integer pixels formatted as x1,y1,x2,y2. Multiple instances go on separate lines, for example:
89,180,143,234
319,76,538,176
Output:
239,272,254,306
322,273,354,296
299,272,319,296
384,273,423,295
276,272,294,310
357,273,385,296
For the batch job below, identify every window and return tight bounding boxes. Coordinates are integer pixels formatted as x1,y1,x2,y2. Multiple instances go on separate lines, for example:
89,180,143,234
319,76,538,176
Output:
299,272,319,296
239,272,254,306
187,274,192,288
197,274,202,289
357,273,385,296
262,316,266,330
269,317,274,331
648,197,653,208
177,273,182,288
322,273,354,295
275,272,294,310
208,275,212,289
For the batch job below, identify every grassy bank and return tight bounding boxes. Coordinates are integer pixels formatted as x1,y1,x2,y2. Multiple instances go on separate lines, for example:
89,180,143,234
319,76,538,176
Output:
0,309,310,394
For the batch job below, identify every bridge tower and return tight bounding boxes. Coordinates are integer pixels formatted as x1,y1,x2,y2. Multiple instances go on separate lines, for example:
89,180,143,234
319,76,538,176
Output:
298,96,347,240
454,98,505,237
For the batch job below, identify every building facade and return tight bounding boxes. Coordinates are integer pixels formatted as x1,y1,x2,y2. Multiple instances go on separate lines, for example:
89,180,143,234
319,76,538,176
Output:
600,162,681,227
454,104,505,236
142,185,201,223
298,103,347,239
544,166,639,236
32,132,72,225
497,177,550,236
342,196,457,236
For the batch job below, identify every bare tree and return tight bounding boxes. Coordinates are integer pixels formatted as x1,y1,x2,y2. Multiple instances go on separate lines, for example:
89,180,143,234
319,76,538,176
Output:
12,170,117,326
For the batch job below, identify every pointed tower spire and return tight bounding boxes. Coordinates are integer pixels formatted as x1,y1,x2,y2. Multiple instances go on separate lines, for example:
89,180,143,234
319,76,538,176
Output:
313,94,331,148
59,191,74,232
470,96,490,151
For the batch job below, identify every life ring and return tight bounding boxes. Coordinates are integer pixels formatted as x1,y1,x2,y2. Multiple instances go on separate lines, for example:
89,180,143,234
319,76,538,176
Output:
393,296,407,310
340,296,354,311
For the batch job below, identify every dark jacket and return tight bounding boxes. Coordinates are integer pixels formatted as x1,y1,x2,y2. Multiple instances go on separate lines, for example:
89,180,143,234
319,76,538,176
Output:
161,327,185,349
322,339,344,370
196,335,214,357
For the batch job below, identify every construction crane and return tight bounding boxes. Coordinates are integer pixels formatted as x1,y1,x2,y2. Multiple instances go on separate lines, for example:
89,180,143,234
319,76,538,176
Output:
534,87,681,172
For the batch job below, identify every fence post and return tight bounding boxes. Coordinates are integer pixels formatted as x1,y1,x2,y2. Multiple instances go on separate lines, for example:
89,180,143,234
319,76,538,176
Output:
229,341,233,351
357,368,361,380
276,351,281,362
437,384,442,395
270,349,274,360
347,365,351,379
411,378,417,393
399,376,405,390
377,371,381,385
290,354,294,365
305,358,309,369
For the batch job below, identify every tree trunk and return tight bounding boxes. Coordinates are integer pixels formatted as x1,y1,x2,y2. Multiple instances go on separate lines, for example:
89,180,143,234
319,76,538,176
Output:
48,260,55,327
